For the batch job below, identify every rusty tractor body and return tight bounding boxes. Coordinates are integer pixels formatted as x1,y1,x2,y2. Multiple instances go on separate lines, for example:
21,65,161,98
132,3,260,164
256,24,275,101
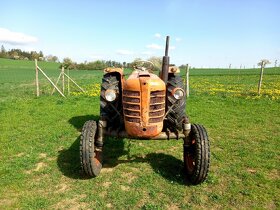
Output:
80,36,210,185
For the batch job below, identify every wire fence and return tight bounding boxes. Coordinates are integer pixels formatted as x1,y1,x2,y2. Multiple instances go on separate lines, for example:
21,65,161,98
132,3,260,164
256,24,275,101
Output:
183,67,280,100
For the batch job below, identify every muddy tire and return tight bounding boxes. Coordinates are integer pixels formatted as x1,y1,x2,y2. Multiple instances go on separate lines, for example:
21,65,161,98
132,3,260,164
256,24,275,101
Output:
165,74,186,131
184,124,210,185
80,120,102,177
100,74,123,128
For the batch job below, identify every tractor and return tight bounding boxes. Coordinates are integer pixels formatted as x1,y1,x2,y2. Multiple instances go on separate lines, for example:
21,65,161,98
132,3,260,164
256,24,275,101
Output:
80,36,210,185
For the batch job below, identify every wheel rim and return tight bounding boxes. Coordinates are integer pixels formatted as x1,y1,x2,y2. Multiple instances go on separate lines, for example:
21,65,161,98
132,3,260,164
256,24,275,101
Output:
185,139,196,174
92,150,102,169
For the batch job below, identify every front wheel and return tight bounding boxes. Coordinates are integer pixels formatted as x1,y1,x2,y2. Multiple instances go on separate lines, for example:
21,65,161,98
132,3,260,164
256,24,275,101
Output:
184,124,210,184
80,120,102,177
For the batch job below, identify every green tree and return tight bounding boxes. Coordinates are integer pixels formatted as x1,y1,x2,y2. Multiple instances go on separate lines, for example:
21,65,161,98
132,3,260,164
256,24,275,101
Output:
148,56,162,71
31,51,40,60
46,55,59,62
0,45,7,58
60,57,76,69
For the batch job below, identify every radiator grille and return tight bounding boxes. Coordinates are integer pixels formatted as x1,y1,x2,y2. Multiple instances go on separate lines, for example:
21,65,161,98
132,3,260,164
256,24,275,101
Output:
123,90,165,124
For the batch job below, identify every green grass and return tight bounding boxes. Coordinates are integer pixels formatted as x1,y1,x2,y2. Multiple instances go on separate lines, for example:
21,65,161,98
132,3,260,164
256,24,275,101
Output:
0,58,279,209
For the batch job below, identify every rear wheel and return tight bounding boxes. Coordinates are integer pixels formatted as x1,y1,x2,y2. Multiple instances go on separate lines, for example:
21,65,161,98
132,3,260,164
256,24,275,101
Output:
184,124,210,184
100,74,123,128
80,120,102,177
165,74,186,131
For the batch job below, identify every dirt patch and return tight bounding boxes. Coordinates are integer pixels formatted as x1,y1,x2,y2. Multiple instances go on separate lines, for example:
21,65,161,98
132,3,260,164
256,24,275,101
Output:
166,204,180,210
267,169,279,180
39,153,47,158
101,167,114,173
265,201,277,210
106,203,113,208
25,162,47,174
55,183,69,193
0,199,15,208
246,168,257,174
120,185,130,191
16,152,25,157
136,191,149,208
102,182,112,188
47,157,56,161
130,167,140,173
122,172,137,183
34,162,47,171
53,197,88,210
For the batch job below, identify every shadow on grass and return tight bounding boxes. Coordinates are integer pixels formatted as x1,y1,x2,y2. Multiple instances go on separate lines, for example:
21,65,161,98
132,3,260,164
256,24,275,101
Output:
57,135,127,180
57,136,82,179
145,153,186,185
57,115,187,184
68,114,99,131
57,115,102,179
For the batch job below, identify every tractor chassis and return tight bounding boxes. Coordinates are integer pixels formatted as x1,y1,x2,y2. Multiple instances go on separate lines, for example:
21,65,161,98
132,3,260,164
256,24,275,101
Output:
95,117,191,142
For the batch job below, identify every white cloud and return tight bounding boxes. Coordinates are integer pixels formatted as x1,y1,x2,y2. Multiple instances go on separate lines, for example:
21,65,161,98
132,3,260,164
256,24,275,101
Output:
154,33,161,39
0,28,38,45
170,46,176,50
146,44,163,50
116,49,133,55
175,37,182,42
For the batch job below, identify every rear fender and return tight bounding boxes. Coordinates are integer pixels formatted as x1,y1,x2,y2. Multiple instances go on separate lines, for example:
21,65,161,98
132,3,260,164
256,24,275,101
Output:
103,67,125,87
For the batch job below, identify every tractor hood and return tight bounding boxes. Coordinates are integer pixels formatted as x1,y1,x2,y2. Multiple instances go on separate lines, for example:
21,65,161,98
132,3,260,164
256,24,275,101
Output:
122,70,166,138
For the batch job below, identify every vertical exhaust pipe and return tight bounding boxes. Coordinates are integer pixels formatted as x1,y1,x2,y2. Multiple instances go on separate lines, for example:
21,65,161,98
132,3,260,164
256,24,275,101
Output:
160,36,170,84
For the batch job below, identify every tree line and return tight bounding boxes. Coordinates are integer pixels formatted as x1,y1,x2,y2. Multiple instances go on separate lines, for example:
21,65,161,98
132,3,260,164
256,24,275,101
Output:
60,56,166,71
60,57,125,70
1,45,187,71
0,45,59,62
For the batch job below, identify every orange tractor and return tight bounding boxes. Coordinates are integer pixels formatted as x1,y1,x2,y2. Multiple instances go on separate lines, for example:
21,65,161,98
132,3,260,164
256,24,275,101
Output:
80,36,210,184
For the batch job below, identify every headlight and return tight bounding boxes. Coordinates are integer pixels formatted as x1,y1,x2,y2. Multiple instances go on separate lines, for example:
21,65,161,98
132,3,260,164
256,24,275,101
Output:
105,89,117,102
172,88,184,100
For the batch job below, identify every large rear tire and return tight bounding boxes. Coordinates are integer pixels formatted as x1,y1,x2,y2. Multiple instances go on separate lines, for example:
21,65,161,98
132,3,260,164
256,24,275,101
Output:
100,74,123,128
80,120,102,177
165,74,186,131
184,124,210,184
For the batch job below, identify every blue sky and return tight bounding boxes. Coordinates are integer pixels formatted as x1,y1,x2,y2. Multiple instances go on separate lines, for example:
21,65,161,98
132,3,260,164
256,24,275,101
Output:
0,0,279,67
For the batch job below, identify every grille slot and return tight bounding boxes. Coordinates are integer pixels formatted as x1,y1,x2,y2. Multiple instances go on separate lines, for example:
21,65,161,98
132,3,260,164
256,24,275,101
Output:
126,117,140,123
123,96,140,103
123,90,140,97
151,90,165,97
150,97,165,104
149,117,163,123
149,110,164,117
124,109,140,116
124,103,140,110
149,91,165,124
150,103,165,110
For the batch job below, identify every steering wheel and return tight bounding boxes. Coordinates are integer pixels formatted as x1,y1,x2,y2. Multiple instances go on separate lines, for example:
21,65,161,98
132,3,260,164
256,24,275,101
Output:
134,60,154,71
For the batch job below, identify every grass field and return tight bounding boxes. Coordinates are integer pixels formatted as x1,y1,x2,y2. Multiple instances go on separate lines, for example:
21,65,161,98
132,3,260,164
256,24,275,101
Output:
0,58,279,209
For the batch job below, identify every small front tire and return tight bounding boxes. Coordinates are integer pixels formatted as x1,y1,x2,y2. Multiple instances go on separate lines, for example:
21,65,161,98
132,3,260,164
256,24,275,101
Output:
184,124,210,184
80,120,102,177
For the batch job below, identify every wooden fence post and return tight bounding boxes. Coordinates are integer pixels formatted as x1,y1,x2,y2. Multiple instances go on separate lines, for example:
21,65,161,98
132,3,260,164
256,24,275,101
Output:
185,64,190,97
258,61,265,95
62,67,65,94
67,69,70,95
37,66,65,97
51,72,62,95
64,73,85,93
35,59,39,97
